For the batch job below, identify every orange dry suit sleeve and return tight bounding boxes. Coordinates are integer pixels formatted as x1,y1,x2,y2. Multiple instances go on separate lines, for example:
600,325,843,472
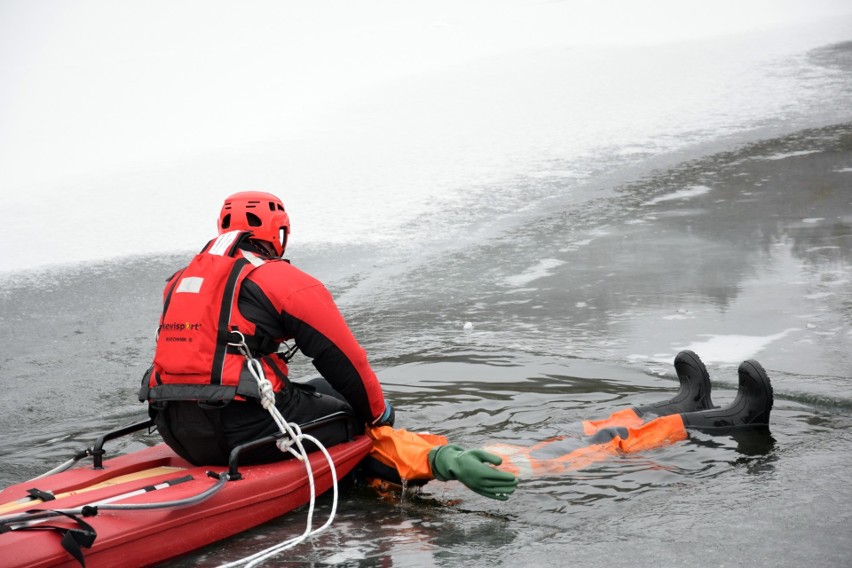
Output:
366,426,449,480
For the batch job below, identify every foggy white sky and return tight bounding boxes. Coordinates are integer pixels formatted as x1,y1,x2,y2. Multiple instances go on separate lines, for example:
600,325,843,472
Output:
1,1,851,272
3,0,850,187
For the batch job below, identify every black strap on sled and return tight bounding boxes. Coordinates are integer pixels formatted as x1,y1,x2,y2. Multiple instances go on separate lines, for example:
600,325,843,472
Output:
26,487,55,502
0,508,98,567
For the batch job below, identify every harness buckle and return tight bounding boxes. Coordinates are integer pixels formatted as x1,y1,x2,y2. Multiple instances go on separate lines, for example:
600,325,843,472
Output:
226,330,250,358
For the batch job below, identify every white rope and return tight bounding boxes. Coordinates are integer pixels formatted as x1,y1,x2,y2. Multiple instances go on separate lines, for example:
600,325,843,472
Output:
30,457,79,479
218,334,340,568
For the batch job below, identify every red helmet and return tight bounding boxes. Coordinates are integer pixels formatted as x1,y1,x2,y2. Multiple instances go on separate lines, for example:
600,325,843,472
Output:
218,191,290,256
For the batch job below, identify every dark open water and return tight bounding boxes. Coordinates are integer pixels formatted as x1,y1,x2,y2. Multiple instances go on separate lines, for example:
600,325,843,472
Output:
1,121,850,567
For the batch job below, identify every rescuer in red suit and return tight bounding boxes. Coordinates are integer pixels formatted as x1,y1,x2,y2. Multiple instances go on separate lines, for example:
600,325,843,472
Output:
141,191,395,466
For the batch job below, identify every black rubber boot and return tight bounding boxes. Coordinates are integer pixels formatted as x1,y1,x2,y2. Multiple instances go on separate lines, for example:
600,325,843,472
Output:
634,350,715,418
681,359,774,432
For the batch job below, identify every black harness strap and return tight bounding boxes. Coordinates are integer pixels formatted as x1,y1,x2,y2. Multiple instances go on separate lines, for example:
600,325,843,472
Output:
211,258,251,385
263,355,291,388
241,334,280,356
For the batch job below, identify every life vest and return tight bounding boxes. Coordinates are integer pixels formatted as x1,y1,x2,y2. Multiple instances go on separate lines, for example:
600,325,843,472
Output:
141,230,289,404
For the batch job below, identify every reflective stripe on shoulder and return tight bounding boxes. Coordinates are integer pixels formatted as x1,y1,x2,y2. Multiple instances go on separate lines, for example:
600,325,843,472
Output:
240,249,266,267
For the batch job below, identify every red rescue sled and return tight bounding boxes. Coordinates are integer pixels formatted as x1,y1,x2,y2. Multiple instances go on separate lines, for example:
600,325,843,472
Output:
0,414,372,567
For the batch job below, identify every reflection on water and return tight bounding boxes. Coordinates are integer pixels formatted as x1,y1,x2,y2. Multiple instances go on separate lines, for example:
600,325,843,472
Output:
350,123,852,387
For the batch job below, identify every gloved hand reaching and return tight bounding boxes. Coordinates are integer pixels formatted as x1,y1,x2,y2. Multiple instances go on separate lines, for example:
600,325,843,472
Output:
428,444,519,501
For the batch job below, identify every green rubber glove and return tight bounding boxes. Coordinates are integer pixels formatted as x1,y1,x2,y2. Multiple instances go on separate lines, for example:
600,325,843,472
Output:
428,445,519,501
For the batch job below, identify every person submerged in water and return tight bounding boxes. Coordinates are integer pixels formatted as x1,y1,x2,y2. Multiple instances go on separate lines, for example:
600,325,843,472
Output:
365,350,774,496
484,351,774,478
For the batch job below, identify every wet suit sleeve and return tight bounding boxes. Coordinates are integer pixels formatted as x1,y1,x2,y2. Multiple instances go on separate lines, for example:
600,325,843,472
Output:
239,264,386,424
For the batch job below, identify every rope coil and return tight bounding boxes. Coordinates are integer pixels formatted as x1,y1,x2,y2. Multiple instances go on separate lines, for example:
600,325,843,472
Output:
221,333,340,567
